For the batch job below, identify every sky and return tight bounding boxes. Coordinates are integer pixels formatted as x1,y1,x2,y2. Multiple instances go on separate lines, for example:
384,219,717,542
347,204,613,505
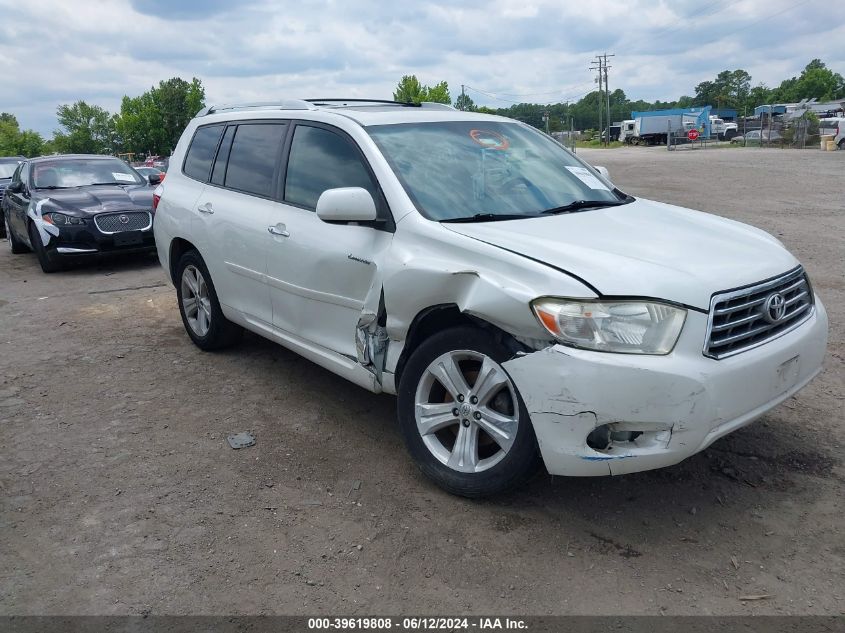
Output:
0,0,843,137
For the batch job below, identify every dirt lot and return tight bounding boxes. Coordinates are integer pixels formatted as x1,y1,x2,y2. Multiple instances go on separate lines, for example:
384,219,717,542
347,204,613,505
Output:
1,147,843,616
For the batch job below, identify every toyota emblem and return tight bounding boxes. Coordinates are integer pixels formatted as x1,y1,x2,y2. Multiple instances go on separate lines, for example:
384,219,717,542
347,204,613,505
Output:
763,292,786,323
119,214,130,224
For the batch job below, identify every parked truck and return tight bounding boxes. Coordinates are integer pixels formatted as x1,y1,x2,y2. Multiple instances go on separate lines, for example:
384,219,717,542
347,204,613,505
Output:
625,107,712,145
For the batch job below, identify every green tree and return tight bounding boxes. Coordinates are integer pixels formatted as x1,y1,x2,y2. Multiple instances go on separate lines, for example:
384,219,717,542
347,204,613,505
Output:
393,75,425,103
0,112,46,157
53,101,118,154
693,70,751,109
771,59,845,102
454,92,476,111
424,81,451,104
392,75,451,104
117,77,205,156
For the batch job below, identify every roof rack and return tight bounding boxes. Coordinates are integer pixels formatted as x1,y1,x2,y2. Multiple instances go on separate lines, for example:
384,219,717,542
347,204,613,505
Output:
306,98,420,108
195,99,459,118
196,100,317,117
306,99,457,111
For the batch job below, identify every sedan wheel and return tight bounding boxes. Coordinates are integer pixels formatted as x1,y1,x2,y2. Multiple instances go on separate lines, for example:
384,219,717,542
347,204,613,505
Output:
415,350,519,474
180,264,212,337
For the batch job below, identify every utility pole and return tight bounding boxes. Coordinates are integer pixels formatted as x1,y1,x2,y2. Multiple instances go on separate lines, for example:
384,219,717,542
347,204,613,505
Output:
590,56,603,145
460,84,466,111
601,53,615,146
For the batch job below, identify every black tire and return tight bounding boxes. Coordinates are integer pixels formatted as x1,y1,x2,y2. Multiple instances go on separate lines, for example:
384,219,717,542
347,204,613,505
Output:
839,139,845,150
28,221,62,272
175,249,242,351
397,325,541,498
5,212,29,254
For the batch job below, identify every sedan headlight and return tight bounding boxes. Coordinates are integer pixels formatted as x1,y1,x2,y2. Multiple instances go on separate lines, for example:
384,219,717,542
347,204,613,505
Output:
43,212,85,226
531,298,686,355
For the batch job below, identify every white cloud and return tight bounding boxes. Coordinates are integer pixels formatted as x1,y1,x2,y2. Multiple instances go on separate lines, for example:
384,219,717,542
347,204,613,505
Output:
0,0,841,136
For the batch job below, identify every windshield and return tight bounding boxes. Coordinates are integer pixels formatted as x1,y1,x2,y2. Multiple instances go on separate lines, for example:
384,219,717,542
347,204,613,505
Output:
31,158,144,189
367,121,624,221
0,163,18,179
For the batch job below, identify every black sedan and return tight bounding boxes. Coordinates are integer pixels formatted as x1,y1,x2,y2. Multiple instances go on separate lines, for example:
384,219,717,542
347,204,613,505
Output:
2,155,160,272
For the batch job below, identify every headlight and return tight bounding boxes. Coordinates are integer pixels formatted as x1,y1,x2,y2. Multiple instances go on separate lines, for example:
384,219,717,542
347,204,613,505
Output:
531,298,686,355
43,212,85,226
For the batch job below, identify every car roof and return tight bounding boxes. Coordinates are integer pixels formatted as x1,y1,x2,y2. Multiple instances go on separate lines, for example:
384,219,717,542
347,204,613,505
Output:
29,154,119,163
194,100,512,127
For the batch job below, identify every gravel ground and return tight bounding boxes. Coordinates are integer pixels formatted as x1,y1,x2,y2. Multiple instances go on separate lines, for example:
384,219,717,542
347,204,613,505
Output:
1,146,843,616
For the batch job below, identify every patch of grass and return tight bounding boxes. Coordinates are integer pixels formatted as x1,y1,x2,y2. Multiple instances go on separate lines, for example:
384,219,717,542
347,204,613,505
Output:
575,140,624,149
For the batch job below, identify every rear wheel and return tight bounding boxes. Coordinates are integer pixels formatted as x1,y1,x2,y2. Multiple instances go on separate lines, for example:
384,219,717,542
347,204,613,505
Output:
28,221,61,272
839,139,845,150
176,250,242,351
5,212,29,254
397,326,540,497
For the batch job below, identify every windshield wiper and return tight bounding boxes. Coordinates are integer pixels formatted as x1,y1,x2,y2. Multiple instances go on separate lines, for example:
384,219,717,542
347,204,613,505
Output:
88,182,131,186
540,199,628,215
441,213,531,223
36,185,72,190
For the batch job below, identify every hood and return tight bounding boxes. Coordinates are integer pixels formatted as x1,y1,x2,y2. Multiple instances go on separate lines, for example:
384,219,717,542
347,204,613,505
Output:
442,198,799,310
34,184,154,216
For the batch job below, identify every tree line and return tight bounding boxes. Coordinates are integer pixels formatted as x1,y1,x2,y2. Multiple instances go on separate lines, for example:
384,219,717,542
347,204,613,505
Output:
396,59,845,133
1,77,205,159
1,60,842,158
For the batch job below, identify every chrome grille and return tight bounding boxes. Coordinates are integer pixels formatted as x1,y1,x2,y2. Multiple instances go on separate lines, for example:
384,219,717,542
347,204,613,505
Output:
704,266,814,359
0,188,5,206
94,211,152,234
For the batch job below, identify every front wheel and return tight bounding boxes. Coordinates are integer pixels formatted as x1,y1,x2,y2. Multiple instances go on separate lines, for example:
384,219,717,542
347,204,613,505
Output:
397,326,540,497
176,250,242,351
28,221,61,272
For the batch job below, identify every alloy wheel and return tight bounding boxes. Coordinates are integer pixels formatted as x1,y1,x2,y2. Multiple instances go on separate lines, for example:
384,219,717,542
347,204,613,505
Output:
181,264,212,337
414,350,520,473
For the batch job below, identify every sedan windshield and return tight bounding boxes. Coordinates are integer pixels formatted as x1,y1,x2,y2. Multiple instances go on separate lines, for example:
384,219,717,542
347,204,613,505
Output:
31,158,144,189
0,163,18,179
367,120,625,221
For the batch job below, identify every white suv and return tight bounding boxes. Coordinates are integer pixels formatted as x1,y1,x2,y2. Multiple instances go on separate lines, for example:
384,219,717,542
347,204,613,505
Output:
154,99,828,497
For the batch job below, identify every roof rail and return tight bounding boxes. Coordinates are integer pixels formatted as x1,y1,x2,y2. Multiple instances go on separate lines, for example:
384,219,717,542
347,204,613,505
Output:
305,99,457,111
195,100,317,117
306,98,421,108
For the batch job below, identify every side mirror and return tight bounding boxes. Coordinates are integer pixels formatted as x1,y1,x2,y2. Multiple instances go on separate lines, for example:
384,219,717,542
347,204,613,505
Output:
593,165,610,179
148,173,162,185
6,181,22,193
316,187,377,223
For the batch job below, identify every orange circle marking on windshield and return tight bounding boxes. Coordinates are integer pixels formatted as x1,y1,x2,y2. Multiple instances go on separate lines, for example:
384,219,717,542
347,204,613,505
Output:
469,129,510,150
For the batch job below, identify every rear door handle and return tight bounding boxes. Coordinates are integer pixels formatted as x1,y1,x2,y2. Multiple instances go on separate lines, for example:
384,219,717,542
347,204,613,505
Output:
197,202,214,214
268,225,290,237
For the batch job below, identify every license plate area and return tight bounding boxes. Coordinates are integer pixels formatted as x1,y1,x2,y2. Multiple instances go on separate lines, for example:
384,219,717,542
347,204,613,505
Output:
775,355,801,394
113,231,143,247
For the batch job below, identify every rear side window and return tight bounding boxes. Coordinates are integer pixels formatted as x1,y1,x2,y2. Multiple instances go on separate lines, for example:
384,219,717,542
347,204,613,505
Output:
284,125,375,210
224,123,286,197
211,126,236,186
183,125,224,182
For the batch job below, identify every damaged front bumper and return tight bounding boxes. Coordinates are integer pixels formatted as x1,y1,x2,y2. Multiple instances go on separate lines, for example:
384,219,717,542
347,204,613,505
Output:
502,300,828,476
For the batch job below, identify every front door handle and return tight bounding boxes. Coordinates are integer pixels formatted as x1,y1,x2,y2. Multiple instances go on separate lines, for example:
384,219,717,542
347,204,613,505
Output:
268,225,290,237
197,202,214,214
